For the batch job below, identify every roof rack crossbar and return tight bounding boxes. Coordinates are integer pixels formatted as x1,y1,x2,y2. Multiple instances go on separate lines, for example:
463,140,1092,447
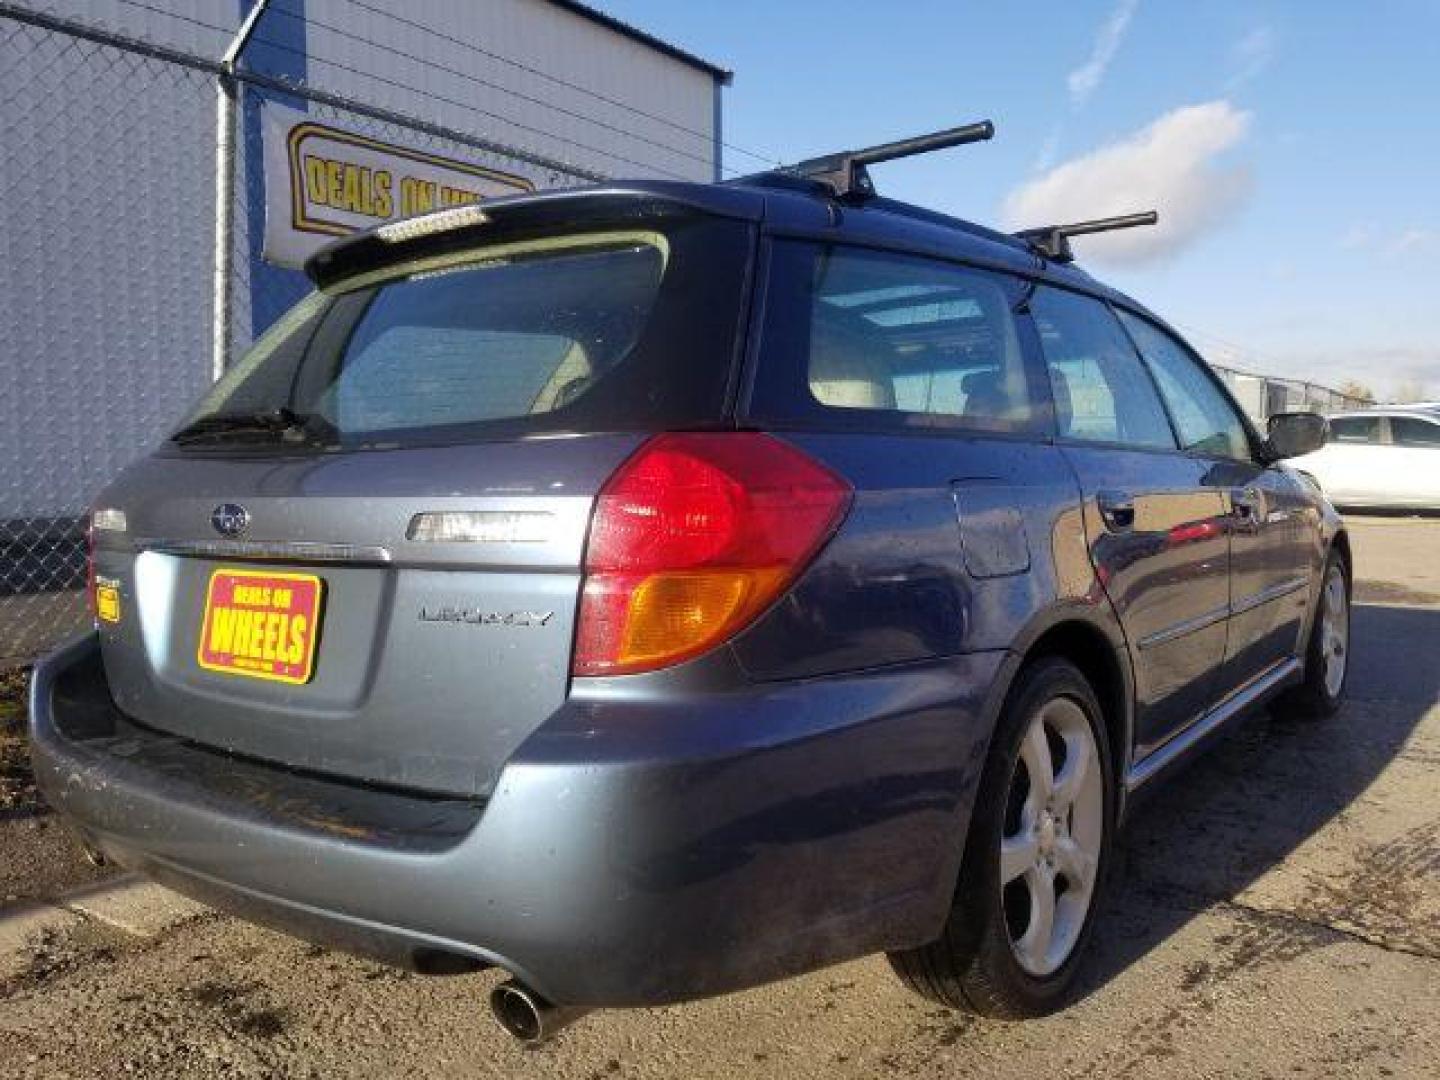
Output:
783,119,995,199
1014,211,1158,263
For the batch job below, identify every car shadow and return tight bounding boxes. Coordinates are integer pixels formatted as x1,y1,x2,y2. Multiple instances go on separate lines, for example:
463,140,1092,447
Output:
1077,601,1440,997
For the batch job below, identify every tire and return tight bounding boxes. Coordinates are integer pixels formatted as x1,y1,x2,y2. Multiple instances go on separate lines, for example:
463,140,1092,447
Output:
1276,549,1351,718
888,657,1115,1018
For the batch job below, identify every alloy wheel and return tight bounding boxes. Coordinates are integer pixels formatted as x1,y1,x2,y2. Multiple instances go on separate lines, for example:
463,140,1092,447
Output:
1000,696,1105,977
1321,563,1349,698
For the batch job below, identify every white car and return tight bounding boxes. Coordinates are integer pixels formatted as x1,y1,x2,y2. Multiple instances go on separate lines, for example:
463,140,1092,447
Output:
1289,408,1440,510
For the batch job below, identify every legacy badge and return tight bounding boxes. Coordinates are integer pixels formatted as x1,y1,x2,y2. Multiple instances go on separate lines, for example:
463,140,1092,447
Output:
419,607,554,627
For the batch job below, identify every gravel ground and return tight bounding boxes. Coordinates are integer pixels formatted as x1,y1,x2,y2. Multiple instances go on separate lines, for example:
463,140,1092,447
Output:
0,668,112,906
0,517,1437,1078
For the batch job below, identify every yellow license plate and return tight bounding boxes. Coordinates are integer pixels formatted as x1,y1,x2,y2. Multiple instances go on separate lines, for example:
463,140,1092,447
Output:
95,577,121,623
197,569,324,684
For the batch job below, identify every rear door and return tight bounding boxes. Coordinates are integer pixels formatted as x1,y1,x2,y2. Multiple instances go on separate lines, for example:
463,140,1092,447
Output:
1301,415,1388,505
91,211,755,798
1029,286,1231,760
1116,309,1313,695
1388,415,1440,507
101,440,634,796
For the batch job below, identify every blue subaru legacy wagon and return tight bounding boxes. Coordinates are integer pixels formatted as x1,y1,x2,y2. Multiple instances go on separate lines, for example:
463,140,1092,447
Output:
31,126,1348,1044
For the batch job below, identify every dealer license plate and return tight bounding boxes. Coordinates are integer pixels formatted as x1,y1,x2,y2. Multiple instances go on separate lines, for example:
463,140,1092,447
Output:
197,569,324,684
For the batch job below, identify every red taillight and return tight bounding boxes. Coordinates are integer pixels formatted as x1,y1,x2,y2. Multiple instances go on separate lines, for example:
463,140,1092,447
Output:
573,432,852,676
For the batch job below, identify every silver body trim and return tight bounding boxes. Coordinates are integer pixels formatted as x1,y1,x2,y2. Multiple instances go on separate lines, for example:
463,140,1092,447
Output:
1136,603,1229,651
1136,576,1310,651
1126,657,1302,791
135,538,394,565
1230,575,1310,617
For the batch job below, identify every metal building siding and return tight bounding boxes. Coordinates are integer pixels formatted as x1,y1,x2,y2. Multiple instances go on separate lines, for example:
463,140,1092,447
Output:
1,7,220,517
31,0,240,54
300,0,718,181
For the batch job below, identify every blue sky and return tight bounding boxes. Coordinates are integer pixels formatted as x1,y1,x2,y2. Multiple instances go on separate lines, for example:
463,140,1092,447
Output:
603,1,1440,398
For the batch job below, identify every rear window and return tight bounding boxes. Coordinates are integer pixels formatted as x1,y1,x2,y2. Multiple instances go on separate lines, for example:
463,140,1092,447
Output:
175,217,751,450
750,242,1045,434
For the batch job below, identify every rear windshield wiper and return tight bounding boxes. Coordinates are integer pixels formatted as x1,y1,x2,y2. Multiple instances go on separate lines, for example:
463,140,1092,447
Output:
171,407,338,447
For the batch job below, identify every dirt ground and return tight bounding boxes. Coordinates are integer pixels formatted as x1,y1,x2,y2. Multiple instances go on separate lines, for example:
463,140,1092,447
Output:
0,669,109,906
0,668,30,810
0,516,1437,1079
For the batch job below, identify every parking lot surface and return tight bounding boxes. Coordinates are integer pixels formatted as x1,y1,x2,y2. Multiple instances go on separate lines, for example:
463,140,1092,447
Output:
1,517,1437,1079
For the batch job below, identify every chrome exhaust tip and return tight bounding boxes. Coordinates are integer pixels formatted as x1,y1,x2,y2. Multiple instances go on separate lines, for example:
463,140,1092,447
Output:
489,978,591,1046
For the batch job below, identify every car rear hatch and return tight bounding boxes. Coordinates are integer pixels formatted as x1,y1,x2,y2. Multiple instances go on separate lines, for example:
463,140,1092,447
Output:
89,188,760,798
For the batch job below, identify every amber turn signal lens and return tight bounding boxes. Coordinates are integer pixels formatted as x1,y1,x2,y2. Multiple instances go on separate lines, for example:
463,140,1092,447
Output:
615,567,786,669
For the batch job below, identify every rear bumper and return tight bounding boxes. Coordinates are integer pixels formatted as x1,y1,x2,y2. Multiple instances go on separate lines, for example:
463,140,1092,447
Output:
31,633,1003,1006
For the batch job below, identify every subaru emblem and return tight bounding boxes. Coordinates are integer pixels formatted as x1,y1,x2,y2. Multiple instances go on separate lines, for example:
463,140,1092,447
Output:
211,503,250,538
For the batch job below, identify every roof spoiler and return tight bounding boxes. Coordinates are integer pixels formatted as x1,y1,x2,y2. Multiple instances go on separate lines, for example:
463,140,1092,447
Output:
780,119,996,199
1014,211,1159,263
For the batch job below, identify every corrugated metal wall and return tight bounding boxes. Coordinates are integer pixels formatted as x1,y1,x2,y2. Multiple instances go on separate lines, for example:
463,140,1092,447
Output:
1,5,227,519
301,0,720,183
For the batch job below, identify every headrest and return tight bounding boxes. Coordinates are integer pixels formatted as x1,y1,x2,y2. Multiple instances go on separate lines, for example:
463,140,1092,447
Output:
809,319,896,410
961,369,1007,418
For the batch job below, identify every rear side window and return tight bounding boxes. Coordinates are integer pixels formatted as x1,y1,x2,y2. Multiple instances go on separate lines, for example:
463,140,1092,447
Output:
751,242,1045,434
1117,310,1252,460
1328,416,1382,444
1391,416,1440,447
176,217,752,450
1029,287,1175,450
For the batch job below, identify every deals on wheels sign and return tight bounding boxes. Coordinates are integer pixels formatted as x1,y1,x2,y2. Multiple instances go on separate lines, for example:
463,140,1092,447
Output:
261,102,535,267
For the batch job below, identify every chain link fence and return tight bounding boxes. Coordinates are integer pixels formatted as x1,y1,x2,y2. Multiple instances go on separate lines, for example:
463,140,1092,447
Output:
1,8,220,666
1212,365,1371,425
0,2,599,666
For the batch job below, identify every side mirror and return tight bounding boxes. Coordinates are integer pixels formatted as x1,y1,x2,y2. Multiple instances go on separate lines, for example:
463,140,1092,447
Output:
1267,411,1328,459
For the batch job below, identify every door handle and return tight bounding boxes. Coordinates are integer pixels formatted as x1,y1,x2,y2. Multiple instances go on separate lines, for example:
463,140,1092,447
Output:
1096,490,1135,532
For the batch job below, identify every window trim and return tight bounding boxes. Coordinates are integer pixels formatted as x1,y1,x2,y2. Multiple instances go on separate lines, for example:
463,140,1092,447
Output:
1020,285,1180,453
169,216,756,456
742,237,1055,439
742,230,1269,462
1109,302,1266,465
296,237,671,443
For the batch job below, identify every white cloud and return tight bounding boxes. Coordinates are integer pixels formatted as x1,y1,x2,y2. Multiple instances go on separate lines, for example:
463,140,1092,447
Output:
1267,258,1296,282
1001,101,1253,266
1225,26,1275,92
1389,229,1438,256
1340,223,1376,250
1068,0,1141,108
1032,126,1062,173
1338,224,1438,257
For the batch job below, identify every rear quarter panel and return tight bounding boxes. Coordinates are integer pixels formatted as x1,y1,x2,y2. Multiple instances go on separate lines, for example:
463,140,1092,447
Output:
731,432,1099,678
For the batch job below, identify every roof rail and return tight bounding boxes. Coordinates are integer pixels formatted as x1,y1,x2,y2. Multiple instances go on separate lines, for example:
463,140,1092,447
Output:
780,120,996,199
1014,211,1158,263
